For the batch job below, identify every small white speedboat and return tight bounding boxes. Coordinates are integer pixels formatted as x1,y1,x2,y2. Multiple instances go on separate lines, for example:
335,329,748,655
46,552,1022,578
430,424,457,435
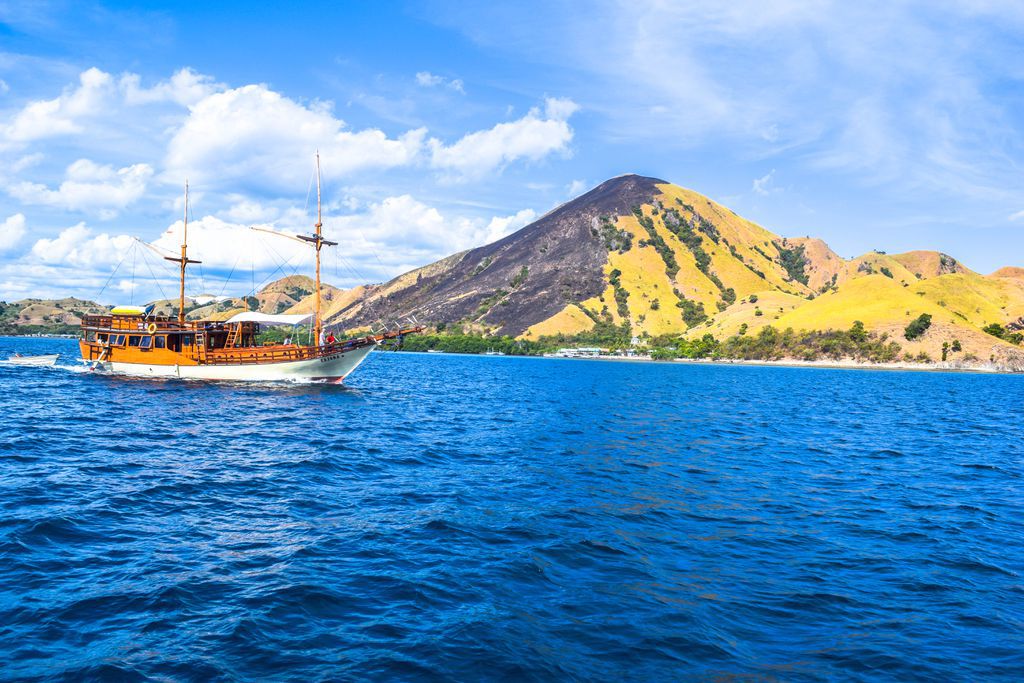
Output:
3,354,59,367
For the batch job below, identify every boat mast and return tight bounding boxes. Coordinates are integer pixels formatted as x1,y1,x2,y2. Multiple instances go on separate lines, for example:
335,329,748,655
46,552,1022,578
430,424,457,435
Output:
315,152,323,343
164,179,201,324
295,152,335,344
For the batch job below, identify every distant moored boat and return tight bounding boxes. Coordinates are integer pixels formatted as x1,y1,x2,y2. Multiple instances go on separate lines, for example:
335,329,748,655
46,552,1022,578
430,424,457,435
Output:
3,353,59,367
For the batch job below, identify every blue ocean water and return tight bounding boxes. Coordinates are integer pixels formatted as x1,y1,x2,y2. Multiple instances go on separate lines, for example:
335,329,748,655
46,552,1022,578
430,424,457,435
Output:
0,337,1022,681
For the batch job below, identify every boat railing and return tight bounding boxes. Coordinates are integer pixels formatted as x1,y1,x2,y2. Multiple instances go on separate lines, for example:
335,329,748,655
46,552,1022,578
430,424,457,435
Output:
80,314,211,332
195,327,420,365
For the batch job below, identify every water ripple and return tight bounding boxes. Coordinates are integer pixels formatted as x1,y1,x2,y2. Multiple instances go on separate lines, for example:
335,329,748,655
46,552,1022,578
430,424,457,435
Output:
0,339,1022,680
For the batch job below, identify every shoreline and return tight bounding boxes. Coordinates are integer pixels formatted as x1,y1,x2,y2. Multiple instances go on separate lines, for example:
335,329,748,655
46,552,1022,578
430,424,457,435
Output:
670,356,1019,375
398,350,1022,374
8,338,1020,376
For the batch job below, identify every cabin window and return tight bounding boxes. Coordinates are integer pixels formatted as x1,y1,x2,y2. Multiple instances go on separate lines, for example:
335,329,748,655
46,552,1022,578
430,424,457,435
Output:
182,334,194,347
113,334,126,346
154,335,166,349
139,336,153,349
97,333,108,343
128,335,142,347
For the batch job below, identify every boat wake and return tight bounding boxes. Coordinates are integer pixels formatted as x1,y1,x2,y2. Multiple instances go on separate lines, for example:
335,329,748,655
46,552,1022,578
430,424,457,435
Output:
53,363,94,374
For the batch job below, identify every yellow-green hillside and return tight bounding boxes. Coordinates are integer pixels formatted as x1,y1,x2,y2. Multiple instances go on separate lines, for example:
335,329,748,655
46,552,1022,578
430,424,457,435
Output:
295,174,1023,366
519,179,1023,362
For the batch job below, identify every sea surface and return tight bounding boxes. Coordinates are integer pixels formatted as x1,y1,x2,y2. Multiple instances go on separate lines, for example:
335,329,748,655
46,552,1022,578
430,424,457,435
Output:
0,337,1022,681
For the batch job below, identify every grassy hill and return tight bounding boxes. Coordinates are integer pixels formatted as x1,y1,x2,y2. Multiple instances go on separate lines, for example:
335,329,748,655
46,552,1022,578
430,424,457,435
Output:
0,297,109,335
290,175,1023,369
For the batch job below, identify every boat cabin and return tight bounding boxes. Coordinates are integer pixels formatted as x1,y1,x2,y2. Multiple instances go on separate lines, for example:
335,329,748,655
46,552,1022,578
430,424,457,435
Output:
78,311,343,367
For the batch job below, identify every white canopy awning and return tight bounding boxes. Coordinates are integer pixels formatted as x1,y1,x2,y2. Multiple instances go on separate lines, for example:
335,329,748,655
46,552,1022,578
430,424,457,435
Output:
225,312,312,326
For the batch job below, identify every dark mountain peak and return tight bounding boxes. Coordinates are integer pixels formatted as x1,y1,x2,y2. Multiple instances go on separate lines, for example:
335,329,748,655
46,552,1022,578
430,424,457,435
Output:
544,174,667,222
324,174,671,335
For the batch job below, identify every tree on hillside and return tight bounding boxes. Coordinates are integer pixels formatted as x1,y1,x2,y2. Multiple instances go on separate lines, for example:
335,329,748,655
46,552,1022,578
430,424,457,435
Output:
904,314,932,340
850,320,867,343
982,323,1006,339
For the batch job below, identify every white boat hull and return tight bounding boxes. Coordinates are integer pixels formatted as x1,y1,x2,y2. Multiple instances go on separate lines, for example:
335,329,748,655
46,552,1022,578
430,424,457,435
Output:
84,344,375,382
3,354,60,367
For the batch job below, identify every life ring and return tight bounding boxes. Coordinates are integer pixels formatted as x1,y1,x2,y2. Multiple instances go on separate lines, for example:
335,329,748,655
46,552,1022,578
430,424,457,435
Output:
146,322,158,335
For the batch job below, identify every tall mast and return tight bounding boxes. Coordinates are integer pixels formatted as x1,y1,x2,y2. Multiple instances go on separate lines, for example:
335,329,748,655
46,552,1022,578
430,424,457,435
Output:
164,179,200,325
295,153,336,344
315,152,323,344
179,180,189,324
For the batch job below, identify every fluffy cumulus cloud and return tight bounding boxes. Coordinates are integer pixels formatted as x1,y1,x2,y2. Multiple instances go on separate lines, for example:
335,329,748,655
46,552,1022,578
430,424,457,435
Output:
429,97,579,180
474,208,537,246
1,67,115,145
120,68,222,107
3,185,541,300
164,84,427,189
8,159,153,218
0,67,224,149
0,214,27,252
157,195,538,278
0,63,576,298
333,197,536,264
30,223,134,267
0,66,580,216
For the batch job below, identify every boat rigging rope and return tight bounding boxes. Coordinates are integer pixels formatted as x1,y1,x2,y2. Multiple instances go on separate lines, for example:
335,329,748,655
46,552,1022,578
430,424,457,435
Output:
217,251,243,299
138,245,170,304
304,165,315,216
129,241,138,305
97,241,133,302
238,231,307,303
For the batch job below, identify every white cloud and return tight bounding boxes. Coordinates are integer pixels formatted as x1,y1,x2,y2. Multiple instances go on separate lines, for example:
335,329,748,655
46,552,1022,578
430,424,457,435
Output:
168,196,536,279
0,214,27,252
0,79,8,94
8,160,153,218
477,208,537,244
415,72,444,87
31,223,135,267
329,198,538,282
0,66,224,153
1,67,115,144
164,84,427,189
154,214,312,270
429,97,579,179
7,189,539,298
1009,210,1024,221
9,153,44,174
415,71,465,93
218,196,282,223
120,68,222,107
752,169,777,196
566,179,587,196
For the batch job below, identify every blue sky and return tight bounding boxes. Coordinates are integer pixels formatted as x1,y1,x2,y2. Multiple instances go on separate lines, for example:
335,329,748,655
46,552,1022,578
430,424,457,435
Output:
1,1,1023,303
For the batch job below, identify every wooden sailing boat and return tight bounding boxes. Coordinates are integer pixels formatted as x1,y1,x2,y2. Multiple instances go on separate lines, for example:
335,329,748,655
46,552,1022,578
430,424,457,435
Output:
78,155,421,382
